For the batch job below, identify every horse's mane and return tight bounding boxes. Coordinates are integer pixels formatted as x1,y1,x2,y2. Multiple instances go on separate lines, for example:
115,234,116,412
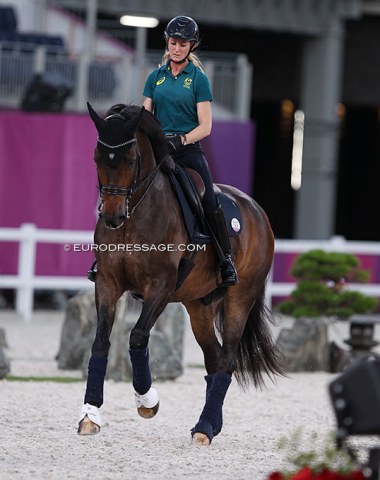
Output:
106,104,170,162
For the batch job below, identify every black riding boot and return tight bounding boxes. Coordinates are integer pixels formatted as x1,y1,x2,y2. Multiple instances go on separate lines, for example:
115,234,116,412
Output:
206,207,238,287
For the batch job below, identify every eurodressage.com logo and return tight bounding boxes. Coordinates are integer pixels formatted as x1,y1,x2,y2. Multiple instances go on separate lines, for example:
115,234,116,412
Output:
63,243,206,253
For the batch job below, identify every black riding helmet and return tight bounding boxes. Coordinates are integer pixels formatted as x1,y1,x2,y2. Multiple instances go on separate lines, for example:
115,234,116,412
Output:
164,16,200,46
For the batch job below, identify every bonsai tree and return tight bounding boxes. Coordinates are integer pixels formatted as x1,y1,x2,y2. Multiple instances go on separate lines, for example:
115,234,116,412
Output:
277,249,378,319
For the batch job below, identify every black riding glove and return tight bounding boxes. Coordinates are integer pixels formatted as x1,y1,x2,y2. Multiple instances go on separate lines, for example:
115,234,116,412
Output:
167,134,183,152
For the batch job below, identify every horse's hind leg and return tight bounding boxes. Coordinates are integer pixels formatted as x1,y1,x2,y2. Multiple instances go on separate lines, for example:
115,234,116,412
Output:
186,294,259,445
78,280,122,435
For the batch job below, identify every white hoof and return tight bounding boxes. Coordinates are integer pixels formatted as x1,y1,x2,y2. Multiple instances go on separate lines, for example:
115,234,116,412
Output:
134,387,159,409
78,403,102,428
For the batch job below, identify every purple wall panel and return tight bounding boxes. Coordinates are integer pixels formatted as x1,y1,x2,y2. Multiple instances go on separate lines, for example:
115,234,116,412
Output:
0,111,255,276
203,120,255,196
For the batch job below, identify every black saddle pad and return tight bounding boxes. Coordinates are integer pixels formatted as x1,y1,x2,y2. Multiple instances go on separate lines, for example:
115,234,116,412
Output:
169,174,243,245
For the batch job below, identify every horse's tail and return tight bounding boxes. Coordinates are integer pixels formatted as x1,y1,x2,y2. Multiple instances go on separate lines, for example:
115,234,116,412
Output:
235,284,284,388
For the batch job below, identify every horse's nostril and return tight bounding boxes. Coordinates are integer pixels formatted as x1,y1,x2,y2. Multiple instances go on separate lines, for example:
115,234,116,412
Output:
104,216,125,230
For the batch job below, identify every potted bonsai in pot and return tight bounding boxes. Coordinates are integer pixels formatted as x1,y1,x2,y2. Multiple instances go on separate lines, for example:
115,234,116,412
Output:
276,249,378,372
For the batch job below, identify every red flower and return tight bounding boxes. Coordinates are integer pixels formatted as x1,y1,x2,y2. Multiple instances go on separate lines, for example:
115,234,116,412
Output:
268,466,366,480
349,472,366,480
268,473,285,480
313,470,345,479
291,467,314,479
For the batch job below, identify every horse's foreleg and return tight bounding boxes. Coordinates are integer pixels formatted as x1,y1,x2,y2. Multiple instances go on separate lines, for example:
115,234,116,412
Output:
129,285,171,419
184,300,233,445
78,283,121,435
129,346,159,418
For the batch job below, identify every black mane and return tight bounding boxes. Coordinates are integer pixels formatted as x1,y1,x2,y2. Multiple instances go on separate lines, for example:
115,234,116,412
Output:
106,104,170,162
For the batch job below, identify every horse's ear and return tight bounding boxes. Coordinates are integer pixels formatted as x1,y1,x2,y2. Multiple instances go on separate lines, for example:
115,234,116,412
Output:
136,106,145,127
125,106,145,134
87,102,107,132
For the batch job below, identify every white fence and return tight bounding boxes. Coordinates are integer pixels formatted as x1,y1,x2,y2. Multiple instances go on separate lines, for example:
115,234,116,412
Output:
0,224,94,321
268,236,380,301
1,224,380,321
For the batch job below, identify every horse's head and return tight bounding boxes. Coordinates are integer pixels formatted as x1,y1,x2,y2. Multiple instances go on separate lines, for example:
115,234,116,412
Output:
88,102,144,229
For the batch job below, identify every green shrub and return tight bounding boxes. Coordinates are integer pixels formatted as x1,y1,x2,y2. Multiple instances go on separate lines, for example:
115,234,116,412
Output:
277,249,378,319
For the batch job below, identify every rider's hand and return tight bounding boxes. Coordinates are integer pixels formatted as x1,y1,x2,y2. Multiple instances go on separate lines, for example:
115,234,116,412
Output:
167,134,183,152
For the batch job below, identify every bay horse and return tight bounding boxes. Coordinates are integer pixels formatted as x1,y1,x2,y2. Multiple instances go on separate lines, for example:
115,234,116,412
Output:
78,102,283,444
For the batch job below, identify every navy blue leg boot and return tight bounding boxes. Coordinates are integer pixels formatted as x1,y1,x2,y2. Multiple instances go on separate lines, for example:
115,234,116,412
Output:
84,355,108,407
129,347,151,395
191,371,232,442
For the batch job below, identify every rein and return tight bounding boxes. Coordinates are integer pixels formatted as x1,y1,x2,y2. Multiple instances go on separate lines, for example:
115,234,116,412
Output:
124,164,162,218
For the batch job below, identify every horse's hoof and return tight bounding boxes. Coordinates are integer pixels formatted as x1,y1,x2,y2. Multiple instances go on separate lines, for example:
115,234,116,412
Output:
78,403,102,435
78,415,100,435
137,402,160,419
135,387,159,419
192,432,211,445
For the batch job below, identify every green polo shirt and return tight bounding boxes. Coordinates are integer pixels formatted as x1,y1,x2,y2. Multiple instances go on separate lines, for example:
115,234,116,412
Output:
143,60,213,135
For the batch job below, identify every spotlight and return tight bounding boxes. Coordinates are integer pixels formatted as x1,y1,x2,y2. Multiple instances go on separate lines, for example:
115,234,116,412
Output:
120,15,159,28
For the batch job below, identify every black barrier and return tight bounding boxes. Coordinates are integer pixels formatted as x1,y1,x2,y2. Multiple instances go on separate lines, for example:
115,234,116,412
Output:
329,356,380,479
21,72,73,112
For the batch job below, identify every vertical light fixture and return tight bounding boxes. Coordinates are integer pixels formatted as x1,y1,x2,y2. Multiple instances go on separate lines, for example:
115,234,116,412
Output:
291,109,305,190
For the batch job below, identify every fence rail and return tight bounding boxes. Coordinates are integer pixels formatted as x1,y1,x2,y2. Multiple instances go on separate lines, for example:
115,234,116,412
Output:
268,237,380,302
1,224,380,321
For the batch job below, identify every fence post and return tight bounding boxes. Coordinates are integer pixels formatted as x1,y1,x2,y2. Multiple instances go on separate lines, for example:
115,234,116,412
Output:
266,266,274,310
16,223,37,322
75,53,90,113
34,46,46,74
236,54,253,120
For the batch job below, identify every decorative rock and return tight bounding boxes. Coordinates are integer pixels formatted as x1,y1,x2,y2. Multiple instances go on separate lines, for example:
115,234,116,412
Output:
57,291,186,381
0,327,10,379
56,291,97,369
276,317,330,372
0,327,8,348
105,300,185,382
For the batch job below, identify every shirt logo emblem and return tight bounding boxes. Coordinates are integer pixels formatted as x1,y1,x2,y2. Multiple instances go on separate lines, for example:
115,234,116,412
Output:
183,77,192,89
156,76,166,85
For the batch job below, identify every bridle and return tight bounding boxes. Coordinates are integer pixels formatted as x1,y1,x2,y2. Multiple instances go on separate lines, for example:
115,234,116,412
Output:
97,134,161,219
97,137,137,150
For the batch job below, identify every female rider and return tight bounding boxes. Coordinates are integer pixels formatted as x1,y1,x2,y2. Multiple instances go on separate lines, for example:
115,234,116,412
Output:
142,15,238,287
